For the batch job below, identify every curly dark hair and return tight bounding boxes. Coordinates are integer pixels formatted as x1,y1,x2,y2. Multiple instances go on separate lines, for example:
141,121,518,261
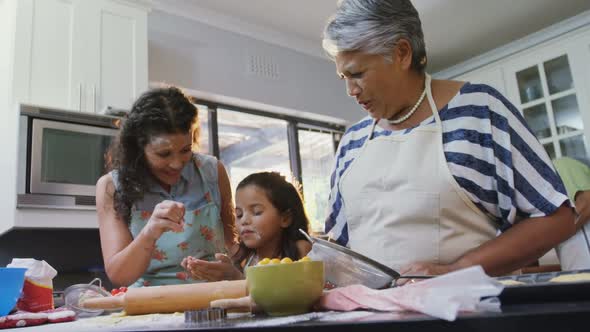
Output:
109,86,199,223
234,172,311,265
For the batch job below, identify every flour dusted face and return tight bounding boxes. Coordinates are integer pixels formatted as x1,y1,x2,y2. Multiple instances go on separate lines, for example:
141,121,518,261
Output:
144,133,193,189
235,185,290,253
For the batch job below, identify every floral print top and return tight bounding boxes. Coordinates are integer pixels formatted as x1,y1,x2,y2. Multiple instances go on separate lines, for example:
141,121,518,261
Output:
112,153,225,287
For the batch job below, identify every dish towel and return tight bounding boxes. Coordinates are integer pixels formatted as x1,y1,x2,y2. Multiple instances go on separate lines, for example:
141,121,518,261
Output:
0,308,76,329
318,266,504,321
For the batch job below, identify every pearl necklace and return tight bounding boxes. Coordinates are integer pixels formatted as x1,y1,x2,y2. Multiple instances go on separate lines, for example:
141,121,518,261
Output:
388,87,427,125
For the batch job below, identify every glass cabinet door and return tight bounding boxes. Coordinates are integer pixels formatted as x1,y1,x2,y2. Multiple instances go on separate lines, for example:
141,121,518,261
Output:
517,65,544,103
512,53,587,160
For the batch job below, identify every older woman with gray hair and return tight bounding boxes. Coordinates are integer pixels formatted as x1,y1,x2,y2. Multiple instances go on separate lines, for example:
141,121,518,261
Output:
324,0,578,278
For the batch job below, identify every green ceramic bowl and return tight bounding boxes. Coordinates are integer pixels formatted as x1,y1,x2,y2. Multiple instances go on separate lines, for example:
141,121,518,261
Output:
245,260,324,316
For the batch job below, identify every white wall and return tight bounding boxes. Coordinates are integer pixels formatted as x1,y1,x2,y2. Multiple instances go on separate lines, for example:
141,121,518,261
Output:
0,0,18,235
148,10,360,125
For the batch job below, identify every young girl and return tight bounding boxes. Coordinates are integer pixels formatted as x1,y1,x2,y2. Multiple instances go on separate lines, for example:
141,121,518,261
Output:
182,172,312,280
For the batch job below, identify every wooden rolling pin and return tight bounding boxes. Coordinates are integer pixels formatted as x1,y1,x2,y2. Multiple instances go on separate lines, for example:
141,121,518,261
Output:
81,280,247,315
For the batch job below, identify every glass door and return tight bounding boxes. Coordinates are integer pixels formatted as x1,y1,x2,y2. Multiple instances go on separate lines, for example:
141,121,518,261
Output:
297,128,338,233
509,52,588,160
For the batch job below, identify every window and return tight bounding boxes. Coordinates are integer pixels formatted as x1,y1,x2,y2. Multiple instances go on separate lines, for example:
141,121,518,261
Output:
191,101,345,234
217,108,291,193
298,128,336,232
195,104,210,154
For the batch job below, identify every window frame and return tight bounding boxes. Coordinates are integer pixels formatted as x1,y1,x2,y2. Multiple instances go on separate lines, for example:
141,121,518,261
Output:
194,99,345,184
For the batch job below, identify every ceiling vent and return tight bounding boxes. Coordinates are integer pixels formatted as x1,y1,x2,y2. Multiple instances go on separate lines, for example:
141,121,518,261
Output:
246,54,279,80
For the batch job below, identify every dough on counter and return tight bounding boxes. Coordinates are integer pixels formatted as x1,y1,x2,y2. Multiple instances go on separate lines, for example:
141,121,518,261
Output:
498,279,525,286
549,272,590,283
77,312,184,329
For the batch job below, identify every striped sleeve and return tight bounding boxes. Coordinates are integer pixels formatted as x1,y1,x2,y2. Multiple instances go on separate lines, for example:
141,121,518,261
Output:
442,83,569,229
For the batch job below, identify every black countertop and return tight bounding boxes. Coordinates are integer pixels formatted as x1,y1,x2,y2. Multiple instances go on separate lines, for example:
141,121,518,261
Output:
113,301,590,332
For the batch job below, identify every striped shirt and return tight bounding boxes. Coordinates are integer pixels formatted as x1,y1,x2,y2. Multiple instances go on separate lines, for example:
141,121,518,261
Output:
326,83,569,246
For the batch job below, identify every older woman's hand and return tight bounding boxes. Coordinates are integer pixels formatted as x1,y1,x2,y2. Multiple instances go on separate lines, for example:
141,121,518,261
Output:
575,191,590,226
396,261,456,286
182,253,243,281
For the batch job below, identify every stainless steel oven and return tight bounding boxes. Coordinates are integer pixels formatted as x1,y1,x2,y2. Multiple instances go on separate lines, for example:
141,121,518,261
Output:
18,104,120,209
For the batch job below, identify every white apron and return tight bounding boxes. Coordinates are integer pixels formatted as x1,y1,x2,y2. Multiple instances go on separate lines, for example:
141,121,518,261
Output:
339,74,498,270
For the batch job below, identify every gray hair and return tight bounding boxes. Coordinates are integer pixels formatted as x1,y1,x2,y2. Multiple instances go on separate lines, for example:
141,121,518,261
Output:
323,0,427,72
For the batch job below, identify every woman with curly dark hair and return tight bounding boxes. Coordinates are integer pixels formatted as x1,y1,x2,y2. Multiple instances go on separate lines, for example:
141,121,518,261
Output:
96,86,237,287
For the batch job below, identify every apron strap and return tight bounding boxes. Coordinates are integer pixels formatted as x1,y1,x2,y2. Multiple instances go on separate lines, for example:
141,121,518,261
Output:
192,154,217,204
425,73,441,124
425,74,491,221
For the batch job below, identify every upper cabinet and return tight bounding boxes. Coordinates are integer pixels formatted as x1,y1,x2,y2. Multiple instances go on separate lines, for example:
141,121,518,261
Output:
11,0,148,113
12,0,86,111
83,0,148,113
569,30,590,159
455,66,507,96
503,35,590,160
441,22,590,161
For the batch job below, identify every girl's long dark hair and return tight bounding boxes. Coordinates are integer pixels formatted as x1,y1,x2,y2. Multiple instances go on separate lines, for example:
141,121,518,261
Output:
108,86,199,223
234,172,311,265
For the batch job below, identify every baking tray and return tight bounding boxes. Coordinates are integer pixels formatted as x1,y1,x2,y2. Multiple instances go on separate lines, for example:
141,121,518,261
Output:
496,269,590,304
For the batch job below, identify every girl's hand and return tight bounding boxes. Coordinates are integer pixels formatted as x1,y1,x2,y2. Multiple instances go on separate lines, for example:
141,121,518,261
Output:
141,200,185,242
182,253,243,281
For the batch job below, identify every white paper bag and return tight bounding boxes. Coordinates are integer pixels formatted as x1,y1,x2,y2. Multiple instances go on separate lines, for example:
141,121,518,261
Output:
7,259,58,312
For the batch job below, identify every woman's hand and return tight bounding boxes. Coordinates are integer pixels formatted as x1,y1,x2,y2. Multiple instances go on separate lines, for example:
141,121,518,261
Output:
575,191,590,226
140,200,185,242
181,253,243,281
396,261,455,286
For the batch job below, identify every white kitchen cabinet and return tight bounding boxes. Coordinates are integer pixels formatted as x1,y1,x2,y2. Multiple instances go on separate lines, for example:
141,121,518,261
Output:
455,66,507,96
569,30,590,158
439,20,590,161
11,0,148,113
503,33,590,160
83,0,148,113
12,0,86,111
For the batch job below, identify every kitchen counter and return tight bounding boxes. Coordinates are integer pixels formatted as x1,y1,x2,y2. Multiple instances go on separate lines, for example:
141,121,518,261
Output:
20,301,590,332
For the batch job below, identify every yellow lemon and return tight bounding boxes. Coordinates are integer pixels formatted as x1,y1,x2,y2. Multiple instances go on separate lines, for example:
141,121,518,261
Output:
257,258,271,266
298,256,311,262
269,258,281,265
280,257,293,264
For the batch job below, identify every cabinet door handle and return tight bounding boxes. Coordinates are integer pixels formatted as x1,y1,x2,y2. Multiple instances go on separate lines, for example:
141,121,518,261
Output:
93,85,97,113
78,83,83,111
